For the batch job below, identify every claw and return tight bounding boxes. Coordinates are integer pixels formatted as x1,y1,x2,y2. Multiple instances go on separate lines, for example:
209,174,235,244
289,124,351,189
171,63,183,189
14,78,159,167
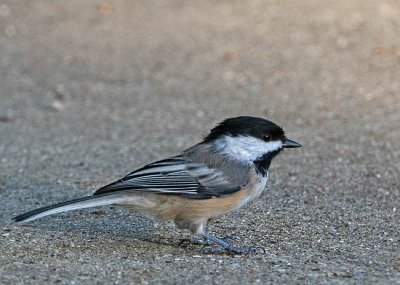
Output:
201,246,227,254
179,234,237,248
178,237,210,247
199,232,265,255
220,235,236,244
201,244,264,255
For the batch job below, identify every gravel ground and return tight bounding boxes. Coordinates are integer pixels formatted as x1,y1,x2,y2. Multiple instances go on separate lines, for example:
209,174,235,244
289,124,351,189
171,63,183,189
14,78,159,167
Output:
0,1,399,284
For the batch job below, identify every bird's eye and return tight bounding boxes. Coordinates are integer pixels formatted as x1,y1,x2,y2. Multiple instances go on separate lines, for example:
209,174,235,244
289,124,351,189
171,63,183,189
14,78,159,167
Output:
263,134,271,142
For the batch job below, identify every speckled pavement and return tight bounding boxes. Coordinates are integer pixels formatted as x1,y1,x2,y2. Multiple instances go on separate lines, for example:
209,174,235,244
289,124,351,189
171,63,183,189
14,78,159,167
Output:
0,1,399,284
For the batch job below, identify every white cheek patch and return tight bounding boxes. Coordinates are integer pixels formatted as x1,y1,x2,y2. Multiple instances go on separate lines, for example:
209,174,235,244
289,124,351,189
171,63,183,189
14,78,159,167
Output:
215,135,283,162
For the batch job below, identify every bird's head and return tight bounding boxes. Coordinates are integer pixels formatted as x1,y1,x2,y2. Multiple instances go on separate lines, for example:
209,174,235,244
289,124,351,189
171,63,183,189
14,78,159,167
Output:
204,116,301,172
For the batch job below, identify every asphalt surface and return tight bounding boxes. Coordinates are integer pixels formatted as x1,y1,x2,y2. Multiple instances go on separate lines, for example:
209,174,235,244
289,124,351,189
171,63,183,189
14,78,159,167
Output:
0,1,399,284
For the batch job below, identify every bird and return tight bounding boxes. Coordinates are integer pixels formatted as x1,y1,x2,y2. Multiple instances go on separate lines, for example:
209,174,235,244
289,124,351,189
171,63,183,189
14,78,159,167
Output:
13,116,301,254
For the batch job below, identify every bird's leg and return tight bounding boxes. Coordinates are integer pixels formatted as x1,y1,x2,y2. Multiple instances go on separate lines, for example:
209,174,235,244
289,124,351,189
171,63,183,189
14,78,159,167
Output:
176,221,252,252
200,232,264,254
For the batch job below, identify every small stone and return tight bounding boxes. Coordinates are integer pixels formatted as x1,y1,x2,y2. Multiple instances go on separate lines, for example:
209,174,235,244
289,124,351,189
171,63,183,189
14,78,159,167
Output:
51,100,65,111
99,2,113,15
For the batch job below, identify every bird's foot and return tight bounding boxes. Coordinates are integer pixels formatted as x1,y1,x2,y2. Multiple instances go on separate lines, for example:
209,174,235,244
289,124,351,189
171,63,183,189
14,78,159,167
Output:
199,232,265,255
201,244,264,255
219,235,236,244
179,235,236,247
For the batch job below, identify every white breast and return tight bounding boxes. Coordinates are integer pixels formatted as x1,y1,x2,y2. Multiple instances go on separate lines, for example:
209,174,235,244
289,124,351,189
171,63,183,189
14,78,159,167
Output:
234,172,268,211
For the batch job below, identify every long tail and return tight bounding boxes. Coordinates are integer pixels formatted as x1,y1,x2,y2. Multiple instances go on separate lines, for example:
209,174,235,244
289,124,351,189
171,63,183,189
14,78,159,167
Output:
13,193,134,223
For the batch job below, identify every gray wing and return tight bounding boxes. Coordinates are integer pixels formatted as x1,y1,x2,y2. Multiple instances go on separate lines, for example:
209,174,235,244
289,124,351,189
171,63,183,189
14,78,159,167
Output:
94,155,243,199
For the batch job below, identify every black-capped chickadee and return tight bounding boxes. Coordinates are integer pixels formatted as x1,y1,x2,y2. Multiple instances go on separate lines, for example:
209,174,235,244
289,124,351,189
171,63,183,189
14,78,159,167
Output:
13,116,301,254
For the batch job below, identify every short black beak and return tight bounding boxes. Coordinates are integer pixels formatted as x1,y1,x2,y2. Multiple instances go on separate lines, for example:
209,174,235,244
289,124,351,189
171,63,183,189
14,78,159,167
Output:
282,139,302,148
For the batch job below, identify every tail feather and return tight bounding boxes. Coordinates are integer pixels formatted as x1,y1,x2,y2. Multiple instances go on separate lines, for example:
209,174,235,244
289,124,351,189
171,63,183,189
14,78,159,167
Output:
13,193,131,223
